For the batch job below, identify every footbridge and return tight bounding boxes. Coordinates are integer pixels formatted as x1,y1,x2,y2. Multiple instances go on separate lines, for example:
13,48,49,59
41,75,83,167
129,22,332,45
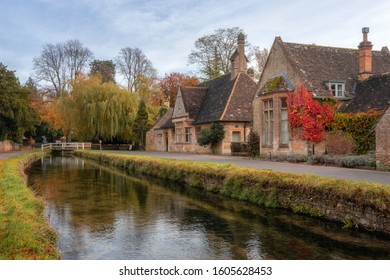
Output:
41,142,92,151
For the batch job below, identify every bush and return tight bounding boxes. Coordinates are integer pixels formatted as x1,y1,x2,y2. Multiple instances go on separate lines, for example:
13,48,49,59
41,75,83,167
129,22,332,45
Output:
230,142,248,156
247,130,260,158
198,122,225,154
326,131,355,155
337,155,376,169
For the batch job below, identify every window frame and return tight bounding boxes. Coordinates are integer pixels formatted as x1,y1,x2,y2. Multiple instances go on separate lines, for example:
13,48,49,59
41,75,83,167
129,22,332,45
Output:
185,127,192,143
327,81,346,97
263,99,274,146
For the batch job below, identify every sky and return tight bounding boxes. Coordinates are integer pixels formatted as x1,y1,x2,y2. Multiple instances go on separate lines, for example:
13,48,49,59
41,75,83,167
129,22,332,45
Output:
1,0,390,85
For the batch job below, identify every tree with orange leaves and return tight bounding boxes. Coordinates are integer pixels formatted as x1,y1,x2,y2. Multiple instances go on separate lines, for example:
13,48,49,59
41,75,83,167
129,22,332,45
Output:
155,72,199,107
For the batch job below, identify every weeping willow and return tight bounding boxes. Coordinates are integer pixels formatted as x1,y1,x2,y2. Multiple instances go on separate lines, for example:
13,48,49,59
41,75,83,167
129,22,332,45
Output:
58,75,138,141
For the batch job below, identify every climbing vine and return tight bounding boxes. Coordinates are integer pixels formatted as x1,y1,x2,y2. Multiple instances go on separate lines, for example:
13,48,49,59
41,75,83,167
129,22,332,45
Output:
287,84,335,144
331,110,382,154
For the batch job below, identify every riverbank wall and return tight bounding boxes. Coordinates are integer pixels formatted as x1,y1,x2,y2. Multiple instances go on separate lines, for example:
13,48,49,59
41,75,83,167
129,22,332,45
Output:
0,151,59,259
75,150,390,235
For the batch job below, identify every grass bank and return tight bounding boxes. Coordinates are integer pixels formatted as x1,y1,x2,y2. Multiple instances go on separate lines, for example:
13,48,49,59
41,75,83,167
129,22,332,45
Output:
0,151,60,260
75,150,390,234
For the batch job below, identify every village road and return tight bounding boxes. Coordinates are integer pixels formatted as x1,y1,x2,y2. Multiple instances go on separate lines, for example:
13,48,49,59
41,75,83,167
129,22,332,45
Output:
107,150,390,186
0,150,28,160
1,150,390,185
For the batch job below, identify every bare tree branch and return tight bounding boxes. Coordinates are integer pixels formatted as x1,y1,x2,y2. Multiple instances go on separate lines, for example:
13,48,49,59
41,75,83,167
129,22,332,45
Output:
115,47,157,93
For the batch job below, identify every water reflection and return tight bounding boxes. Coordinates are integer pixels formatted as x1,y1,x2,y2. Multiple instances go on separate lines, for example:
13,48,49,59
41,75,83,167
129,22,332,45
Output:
26,156,390,260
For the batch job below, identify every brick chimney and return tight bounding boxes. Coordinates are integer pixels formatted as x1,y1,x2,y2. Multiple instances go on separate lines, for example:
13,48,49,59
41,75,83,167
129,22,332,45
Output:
358,27,373,81
230,33,247,79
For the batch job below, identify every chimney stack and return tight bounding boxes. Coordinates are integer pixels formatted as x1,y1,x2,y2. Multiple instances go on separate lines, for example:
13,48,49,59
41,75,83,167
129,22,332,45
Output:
230,33,247,79
358,27,373,81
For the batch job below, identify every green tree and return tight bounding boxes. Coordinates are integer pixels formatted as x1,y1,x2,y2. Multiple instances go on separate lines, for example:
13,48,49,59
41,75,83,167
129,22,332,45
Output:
197,122,225,154
188,27,254,80
0,64,39,141
132,100,150,150
90,60,116,83
247,129,260,158
58,75,137,141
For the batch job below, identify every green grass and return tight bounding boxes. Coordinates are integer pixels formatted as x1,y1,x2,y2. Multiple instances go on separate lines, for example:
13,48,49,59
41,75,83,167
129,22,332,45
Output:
75,150,390,233
0,151,60,260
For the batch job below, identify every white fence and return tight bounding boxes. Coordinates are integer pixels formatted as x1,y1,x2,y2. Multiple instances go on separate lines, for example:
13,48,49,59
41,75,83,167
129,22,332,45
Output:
41,142,92,151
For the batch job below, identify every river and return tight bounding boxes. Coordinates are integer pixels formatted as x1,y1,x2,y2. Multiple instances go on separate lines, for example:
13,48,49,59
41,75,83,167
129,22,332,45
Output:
26,156,390,259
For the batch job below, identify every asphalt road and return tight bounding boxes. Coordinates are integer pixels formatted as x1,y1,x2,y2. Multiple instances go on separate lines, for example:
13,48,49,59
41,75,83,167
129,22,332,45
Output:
1,150,390,185
106,150,390,186
0,150,28,160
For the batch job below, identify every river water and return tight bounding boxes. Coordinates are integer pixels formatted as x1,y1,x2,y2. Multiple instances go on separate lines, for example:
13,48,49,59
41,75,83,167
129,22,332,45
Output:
26,156,390,260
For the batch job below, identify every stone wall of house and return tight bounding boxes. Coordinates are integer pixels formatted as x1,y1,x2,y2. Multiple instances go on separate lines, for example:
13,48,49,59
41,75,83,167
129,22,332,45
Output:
148,122,251,155
0,140,20,152
252,97,261,135
376,108,390,168
145,130,158,151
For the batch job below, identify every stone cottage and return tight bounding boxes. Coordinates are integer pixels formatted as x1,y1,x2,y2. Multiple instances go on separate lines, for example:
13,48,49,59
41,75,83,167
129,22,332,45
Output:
146,33,257,155
253,27,390,158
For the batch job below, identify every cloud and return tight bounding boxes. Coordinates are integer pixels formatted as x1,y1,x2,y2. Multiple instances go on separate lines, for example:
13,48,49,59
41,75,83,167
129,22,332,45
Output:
1,0,390,83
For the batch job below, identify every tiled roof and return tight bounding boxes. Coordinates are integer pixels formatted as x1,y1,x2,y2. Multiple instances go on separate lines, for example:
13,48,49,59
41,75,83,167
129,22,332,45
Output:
279,38,390,97
157,72,257,128
220,73,258,122
193,73,256,124
180,86,207,119
340,73,390,113
193,74,236,124
257,73,294,95
158,108,174,129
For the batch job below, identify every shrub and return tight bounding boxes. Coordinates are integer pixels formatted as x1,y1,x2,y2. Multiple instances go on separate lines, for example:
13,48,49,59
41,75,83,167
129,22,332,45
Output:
337,154,376,168
230,142,248,156
247,130,260,158
326,131,355,155
197,122,225,154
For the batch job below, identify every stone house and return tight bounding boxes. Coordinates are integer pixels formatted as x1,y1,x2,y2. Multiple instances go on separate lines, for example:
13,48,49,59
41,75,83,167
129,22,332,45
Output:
253,27,390,158
146,33,257,155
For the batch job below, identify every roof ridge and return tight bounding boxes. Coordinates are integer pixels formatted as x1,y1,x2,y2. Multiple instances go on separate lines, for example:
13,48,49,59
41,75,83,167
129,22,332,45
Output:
283,41,358,51
283,41,386,54
220,73,241,120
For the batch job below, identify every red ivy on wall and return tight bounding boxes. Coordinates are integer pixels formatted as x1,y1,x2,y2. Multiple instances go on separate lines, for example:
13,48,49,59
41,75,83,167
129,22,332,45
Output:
287,84,335,144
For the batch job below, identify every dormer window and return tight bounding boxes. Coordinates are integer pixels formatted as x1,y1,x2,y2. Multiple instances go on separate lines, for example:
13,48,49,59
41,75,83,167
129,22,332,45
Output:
325,81,345,97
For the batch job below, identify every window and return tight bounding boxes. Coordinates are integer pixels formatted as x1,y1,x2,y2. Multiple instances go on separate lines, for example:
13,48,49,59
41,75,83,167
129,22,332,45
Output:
232,131,241,142
263,99,274,145
175,122,183,143
327,81,345,97
280,98,289,145
195,126,201,142
185,127,192,143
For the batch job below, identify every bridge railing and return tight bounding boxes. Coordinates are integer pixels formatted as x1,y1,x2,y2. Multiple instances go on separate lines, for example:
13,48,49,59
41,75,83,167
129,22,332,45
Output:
41,142,92,151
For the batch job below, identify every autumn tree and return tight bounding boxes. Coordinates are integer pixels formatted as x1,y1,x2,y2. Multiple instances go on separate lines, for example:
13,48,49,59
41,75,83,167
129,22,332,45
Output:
90,60,116,84
156,72,199,107
287,84,335,154
188,27,254,80
0,64,39,141
33,39,93,98
57,75,137,141
115,47,157,92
